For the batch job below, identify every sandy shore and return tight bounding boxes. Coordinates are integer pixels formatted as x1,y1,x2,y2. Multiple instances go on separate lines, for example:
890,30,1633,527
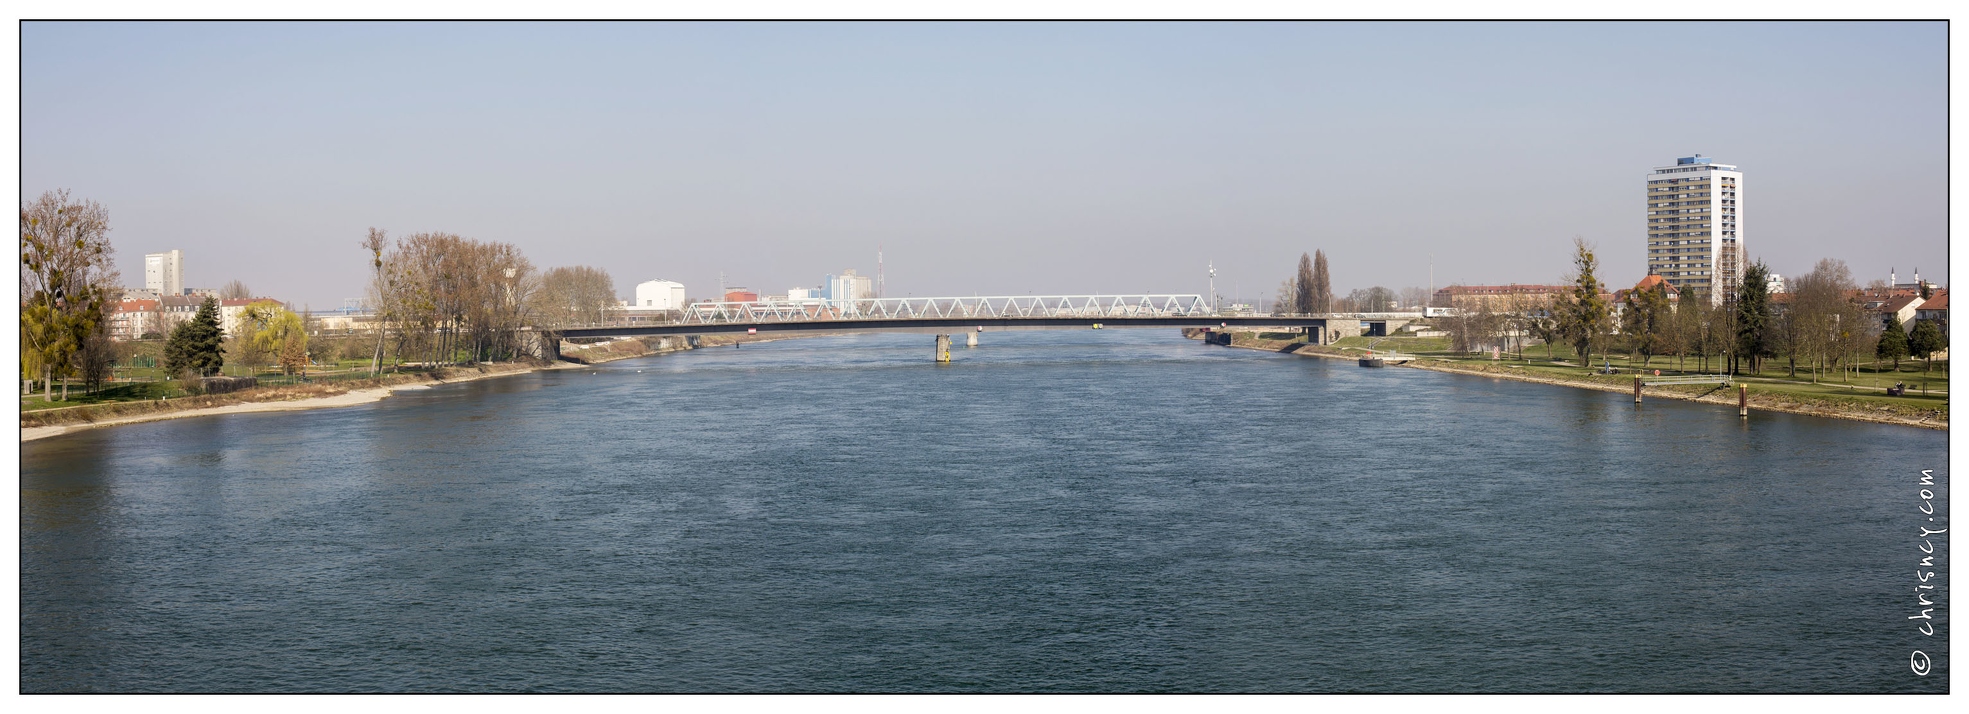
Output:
20,360,590,443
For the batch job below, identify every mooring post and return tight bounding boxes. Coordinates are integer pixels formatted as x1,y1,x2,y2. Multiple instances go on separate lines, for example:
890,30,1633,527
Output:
935,334,952,363
1634,376,1643,404
1739,384,1748,418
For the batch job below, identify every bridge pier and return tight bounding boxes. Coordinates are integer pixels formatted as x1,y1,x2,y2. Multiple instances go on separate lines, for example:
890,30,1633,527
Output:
966,330,979,347
522,330,562,361
935,334,952,362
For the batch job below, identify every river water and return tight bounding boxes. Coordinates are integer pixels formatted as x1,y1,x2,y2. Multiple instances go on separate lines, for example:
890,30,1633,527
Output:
19,330,1950,692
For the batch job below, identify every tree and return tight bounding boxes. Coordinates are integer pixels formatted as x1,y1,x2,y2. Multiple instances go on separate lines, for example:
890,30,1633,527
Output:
1908,319,1944,373
1734,261,1773,374
1398,286,1432,312
220,280,252,300
1621,282,1672,366
362,227,390,376
1876,313,1910,371
1787,259,1861,383
21,190,120,401
74,329,118,394
1309,250,1332,313
1341,286,1397,313
1274,277,1299,316
242,300,308,375
1291,253,1314,314
533,265,617,329
163,296,226,378
1555,238,1610,368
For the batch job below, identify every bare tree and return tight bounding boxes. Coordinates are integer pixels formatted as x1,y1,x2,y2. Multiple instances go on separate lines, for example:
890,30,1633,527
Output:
1398,286,1431,312
532,266,617,329
1274,277,1299,317
1788,259,1860,383
220,280,252,300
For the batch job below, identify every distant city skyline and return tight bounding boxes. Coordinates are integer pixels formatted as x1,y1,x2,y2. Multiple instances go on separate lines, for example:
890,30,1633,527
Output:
22,21,1947,309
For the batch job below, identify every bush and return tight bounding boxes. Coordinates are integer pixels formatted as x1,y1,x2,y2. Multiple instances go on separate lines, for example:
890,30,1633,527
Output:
176,370,204,396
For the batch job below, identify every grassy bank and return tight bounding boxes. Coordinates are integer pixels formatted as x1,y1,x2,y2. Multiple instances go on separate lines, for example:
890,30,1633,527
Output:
1206,330,1947,430
19,362,546,429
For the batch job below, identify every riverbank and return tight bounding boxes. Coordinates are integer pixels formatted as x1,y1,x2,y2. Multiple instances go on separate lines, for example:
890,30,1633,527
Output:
19,361,561,442
20,332,835,442
1207,332,1947,431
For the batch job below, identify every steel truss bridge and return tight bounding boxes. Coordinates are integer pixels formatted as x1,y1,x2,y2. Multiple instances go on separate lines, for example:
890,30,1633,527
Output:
527,295,1423,360
680,294,1214,324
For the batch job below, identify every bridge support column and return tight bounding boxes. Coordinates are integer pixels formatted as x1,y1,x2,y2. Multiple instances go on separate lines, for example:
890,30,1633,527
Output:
966,331,978,347
935,334,952,362
524,330,562,361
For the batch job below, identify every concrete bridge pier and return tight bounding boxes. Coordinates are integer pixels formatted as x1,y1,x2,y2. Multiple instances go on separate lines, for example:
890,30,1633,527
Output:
966,330,979,347
935,334,953,362
523,330,562,360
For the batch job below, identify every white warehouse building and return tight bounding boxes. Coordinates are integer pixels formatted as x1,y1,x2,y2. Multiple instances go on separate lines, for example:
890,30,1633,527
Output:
634,279,687,311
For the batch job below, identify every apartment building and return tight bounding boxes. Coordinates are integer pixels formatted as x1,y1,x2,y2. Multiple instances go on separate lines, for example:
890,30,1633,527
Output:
145,249,185,296
1646,155,1743,305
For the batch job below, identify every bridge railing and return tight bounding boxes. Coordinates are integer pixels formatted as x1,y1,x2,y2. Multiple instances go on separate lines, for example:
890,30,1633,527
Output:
677,294,1215,325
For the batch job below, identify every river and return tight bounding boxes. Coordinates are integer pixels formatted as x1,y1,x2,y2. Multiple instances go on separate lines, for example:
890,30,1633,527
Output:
19,329,1950,692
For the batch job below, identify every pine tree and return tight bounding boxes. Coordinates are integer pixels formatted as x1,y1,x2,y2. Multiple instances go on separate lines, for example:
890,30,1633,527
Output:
164,297,227,378
1734,261,1773,374
1908,319,1944,373
1876,314,1910,371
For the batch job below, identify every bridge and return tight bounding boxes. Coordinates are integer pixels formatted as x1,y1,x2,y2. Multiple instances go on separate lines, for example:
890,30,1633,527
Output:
526,294,1422,361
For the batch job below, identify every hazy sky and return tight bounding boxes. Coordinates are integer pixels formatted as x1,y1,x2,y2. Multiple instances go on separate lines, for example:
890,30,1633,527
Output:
22,21,1948,309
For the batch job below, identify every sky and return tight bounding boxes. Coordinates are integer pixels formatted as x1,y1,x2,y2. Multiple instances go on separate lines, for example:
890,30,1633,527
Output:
20,21,1949,310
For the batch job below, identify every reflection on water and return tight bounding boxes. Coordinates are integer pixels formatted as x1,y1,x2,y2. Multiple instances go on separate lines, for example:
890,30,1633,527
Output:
21,330,1949,692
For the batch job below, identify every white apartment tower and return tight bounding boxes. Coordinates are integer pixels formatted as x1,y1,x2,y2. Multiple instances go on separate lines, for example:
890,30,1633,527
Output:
1646,155,1743,305
144,250,184,296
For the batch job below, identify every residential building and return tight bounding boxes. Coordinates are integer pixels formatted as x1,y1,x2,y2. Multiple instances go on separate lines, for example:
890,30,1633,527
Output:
1765,273,1786,295
633,279,687,311
1431,284,1570,312
1646,155,1743,304
144,250,185,295
1612,275,1682,311
1914,292,1948,337
109,299,161,340
1862,294,1922,334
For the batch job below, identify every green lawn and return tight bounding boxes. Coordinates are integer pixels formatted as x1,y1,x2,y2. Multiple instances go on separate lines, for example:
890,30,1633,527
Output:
1297,332,1948,417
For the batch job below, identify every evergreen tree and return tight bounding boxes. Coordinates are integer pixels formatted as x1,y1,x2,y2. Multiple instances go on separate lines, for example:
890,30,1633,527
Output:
1876,314,1909,371
1908,319,1945,373
1557,239,1609,368
164,297,226,377
1733,260,1773,374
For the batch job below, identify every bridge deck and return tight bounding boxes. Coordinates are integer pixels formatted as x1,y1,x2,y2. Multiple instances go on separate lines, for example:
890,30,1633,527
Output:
557,316,1332,339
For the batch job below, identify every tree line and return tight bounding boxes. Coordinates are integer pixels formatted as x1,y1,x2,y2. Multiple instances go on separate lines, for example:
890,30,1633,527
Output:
361,228,621,374
21,191,632,397
1439,238,1946,380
